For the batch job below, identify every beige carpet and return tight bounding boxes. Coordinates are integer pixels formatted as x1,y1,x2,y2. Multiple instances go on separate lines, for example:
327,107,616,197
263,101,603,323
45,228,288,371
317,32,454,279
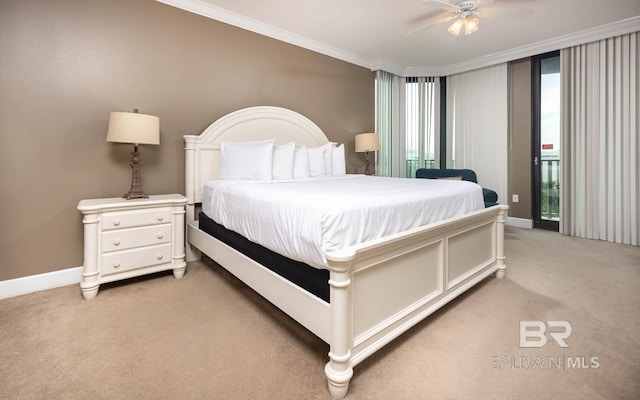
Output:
1,227,639,400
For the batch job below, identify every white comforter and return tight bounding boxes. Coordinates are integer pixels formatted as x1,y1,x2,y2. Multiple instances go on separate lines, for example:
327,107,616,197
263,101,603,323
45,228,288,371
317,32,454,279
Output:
202,175,484,269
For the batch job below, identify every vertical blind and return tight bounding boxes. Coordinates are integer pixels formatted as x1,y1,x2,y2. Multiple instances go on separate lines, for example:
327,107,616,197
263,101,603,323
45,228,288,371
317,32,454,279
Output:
560,32,639,245
446,64,509,205
375,70,403,177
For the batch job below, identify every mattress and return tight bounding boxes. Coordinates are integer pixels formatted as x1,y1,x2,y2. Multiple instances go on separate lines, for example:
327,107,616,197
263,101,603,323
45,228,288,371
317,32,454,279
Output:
202,175,484,269
198,211,330,302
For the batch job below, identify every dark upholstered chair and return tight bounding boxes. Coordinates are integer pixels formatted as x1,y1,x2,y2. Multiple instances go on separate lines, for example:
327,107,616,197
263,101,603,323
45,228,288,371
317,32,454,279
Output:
415,168,498,208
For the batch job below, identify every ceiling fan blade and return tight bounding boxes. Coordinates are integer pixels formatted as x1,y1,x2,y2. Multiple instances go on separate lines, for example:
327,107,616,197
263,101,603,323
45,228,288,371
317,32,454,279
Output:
405,15,457,36
422,0,459,12
489,0,537,3
482,7,534,19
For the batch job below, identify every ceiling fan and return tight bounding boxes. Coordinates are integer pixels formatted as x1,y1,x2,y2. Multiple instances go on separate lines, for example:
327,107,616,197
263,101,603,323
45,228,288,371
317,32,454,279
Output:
407,0,534,37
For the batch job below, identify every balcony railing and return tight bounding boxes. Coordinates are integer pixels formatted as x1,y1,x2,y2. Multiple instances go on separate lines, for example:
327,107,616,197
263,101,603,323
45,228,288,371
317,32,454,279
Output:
541,158,560,221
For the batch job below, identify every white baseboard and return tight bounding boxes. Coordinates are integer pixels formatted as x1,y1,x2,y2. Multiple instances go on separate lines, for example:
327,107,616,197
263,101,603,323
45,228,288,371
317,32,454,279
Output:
507,217,533,229
0,266,83,300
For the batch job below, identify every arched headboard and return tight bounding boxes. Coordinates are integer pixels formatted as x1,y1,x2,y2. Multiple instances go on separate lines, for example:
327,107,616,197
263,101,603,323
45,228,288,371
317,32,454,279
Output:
184,106,329,208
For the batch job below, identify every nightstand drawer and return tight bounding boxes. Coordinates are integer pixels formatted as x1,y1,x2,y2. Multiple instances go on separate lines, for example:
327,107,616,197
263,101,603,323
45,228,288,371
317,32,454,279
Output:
102,208,172,230
101,243,172,276
101,224,172,252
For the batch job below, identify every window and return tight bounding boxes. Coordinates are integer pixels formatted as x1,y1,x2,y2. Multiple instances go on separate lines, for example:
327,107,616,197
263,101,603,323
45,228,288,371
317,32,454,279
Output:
405,77,438,178
375,73,439,178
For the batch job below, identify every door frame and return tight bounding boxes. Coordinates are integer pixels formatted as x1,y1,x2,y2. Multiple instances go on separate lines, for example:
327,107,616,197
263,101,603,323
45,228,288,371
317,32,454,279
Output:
531,51,560,231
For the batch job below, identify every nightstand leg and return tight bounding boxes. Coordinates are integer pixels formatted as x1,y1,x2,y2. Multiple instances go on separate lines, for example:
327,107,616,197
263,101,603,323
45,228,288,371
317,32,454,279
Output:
173,204,187,279
173,264,186,279
80,283,99,300
81,213,100,300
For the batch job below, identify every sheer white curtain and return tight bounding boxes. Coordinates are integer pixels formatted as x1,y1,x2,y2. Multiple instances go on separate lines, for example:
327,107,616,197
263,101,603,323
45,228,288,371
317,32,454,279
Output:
446,64,509,206
560,32,639,245
375,70,403,177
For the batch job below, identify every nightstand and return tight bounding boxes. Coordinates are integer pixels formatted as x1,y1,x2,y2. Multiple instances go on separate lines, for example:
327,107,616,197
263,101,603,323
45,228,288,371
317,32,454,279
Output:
77,194,188,300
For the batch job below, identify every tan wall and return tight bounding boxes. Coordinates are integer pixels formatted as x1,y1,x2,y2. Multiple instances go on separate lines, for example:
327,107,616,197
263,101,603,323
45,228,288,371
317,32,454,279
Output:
0,0,374,281
508,58,532,219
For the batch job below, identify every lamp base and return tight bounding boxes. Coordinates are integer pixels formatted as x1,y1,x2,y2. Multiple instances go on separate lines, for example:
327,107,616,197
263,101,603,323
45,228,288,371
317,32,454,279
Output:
123,145,149,200
364,152,373,176
122,188,149,200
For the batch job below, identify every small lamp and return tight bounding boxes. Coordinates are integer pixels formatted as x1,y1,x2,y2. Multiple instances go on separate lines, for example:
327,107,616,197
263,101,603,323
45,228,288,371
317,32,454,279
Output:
355,133,379,176
447,18,464,36
106,109,160,200
463,15,480,35
448,14,480,36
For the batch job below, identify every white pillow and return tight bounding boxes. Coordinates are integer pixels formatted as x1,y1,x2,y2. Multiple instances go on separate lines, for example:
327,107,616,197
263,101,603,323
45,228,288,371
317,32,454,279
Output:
293,146,310,179
272,142,295,180
307,145,327,177
331,143,346,176
322,142,335,176
219,139,275,180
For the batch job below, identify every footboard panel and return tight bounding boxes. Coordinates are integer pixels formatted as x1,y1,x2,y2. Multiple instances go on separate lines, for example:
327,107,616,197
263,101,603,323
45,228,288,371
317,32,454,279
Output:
447,221,495,288
351,238,443,340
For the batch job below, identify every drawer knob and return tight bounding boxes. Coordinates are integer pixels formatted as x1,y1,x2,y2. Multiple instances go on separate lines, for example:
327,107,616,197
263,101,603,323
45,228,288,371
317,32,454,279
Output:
113,262,121,268
113,220,120,226
157,216,164,222
113,239,120,246
156,253,164,260
156,233,164,240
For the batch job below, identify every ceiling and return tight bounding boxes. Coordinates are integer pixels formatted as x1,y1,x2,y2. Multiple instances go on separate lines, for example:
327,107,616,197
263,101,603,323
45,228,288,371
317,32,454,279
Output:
159,0,640,76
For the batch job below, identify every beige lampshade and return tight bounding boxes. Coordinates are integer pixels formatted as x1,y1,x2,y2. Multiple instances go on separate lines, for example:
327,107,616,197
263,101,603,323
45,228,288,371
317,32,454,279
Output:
106,111,160,145
355,133,379,152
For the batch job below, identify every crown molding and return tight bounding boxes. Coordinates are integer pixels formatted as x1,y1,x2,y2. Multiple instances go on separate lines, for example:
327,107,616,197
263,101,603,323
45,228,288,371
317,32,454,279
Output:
157,0,639,77
156,0,372,69
369,59,406,77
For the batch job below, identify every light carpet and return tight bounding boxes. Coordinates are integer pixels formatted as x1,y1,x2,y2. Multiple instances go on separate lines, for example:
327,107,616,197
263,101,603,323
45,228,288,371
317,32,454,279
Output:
1,227,639,399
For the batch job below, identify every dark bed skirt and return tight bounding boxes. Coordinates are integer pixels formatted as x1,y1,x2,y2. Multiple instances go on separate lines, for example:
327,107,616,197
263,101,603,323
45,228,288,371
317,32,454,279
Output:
198,212,330,303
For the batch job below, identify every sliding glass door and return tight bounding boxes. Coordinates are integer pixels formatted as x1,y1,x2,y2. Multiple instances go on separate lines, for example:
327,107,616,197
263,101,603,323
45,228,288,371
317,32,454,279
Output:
532,51,560,231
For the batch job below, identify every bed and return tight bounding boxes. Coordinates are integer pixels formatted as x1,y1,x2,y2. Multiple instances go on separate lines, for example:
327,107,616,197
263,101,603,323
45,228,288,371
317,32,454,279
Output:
184,106,508,399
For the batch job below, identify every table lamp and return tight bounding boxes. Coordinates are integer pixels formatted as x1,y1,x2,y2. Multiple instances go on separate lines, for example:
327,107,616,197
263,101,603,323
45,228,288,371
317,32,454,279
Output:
106,109,160,199
355,133,379,175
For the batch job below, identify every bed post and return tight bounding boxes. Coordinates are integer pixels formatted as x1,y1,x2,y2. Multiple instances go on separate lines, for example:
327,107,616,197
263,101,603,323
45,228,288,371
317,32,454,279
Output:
183,135,201,262
495,206,508,279
324,261,354,400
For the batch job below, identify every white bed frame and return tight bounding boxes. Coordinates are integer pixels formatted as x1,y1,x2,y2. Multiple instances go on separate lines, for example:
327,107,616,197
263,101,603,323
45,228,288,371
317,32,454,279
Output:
184,106,508,399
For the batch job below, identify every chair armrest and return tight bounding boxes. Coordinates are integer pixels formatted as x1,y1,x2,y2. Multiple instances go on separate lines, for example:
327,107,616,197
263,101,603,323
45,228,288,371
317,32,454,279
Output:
482,188,498,208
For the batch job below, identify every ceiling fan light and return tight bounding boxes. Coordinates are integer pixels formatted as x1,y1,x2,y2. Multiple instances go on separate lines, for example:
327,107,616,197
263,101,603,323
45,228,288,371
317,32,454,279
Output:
448,18,463,36
464,15,480,35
